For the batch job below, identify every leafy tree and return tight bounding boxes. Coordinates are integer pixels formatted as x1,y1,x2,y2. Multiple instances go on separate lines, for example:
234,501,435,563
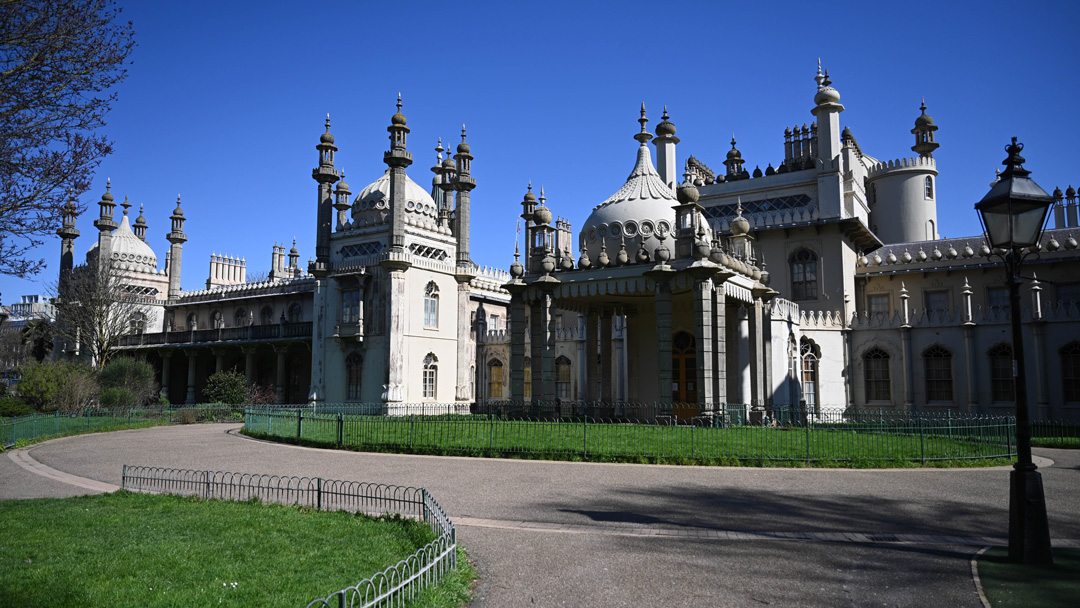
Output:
16,360,97,411
52,257,151,368
0,0,136,278
16,361,62,409
203,370,247,405
99,357,156,406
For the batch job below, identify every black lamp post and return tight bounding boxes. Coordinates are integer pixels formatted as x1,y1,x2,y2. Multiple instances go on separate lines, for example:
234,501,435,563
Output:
975,137,1054,566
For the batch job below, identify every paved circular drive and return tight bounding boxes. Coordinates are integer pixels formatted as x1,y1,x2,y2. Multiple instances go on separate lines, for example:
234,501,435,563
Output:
4,424,1079,607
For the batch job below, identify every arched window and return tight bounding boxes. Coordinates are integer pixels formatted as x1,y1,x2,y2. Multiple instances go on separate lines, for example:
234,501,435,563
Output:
424,282,439,328
800,337,820,414
923,345,953,402
423,353,438,399
789,249,818,301
260,306,274,325
556,356,572,400
234,308,248,328
1061,342,1080,403
187,312,198,331
129,312,146,335
988,343,1014,402
288,303,302,323
924,176,934,199
672,331,697,403
211,310,223,329
487,359,504,399
524,357,532,399
346,353,363,401
863,347,891,402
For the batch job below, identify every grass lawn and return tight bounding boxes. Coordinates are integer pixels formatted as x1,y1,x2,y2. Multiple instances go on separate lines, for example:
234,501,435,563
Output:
0,491,470,608
245,412,1014,466
977,547,1080,607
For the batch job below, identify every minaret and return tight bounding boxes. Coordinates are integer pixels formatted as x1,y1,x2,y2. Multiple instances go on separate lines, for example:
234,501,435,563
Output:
384,95,412,252
56,192,80,283
438,139,457,232
311,115,340,275
92,179,118,264
288,238,299,277
723,136,746,180
653,106,680,188
673,163,703,259
453,125,475,266
911,99,939,157
134,203,148,241
430,139,449,226
810,60,844,166
520,183,537,269
166,195,187,300
334,172,351,231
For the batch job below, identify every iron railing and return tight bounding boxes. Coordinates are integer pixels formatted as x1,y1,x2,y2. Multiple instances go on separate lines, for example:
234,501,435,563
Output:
245,403,1018,464
1031,419,1080,447
0,406,246,449
120,465,457,608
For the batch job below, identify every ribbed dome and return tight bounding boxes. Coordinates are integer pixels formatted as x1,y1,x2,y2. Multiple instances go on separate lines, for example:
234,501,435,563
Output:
353,169,438,222
580,142,677,262
86,214,158,272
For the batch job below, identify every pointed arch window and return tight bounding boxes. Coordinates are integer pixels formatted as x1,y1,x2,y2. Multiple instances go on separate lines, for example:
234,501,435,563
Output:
863,347,891,402
260,306,274,325
288,303,302,323
800,337,820,414
988,343,1014,402
1061,342,1080,403
487,358,504,399
187,312,198,331
789,249,818,301
424,282,439,328
423,353,438,399
130,312,146,335
923,345,953,402
211,310,223,329
556,356,572,400
924,176,934,199
346,353,363,401
234,308,248,328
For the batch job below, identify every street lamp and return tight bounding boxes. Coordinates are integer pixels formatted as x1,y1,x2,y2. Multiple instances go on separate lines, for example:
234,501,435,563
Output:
975,137,1054,566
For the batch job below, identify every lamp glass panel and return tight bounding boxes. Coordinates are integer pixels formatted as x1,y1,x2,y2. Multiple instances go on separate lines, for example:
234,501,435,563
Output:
1010,204,1050,247
980,207,1013,248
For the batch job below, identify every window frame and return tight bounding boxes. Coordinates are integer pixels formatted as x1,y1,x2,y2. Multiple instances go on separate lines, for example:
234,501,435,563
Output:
789,248,819,301
988,343,1014,403
487,358,504,399
424,282,439,329
923,344,953,403
423,353,438,400
1061,342,1080,403
863,347,891,403
346,353,363,401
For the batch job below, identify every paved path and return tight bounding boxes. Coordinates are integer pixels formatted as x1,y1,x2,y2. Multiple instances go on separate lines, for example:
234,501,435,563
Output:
4,424,1079,607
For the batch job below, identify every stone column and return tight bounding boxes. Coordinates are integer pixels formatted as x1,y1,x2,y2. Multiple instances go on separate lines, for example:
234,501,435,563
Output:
384,267,407,402
508,286,527,402
962,325,977,414
213,348,225,374
455,278,475,402
529,296,543,406
737,306,750,404
762,299,774,411
540,291,556,403
585,309,598,402
185,349,197,404
654,279,673,404
748,297,765,416
309,277,329,404
243,346,256,385
600,307,613,403
274,345,287,404
900,327,914,412
713,288,727,405
692,278,715,405
160,350,172,403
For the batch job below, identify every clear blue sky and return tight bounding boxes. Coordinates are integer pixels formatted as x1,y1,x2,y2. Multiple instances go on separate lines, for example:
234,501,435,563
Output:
3,0,1079,304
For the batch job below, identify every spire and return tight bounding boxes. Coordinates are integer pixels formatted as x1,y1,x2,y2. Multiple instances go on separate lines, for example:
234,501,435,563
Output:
634,102,653,145
133,203,147,241
121,195,131,216
911,98,939,157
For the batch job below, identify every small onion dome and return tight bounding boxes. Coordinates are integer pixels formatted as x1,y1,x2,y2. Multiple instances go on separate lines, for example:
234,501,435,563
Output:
510,258,524,279
596,242,610,267
320,115,335,143
1053,187,1064,200
915,101,934,127
135,204,147,226
726,141,742,161
336,178,350,193
541,252,555,275
731,213,750,235
759,266,770,286
442,156,456,171
457,127,470,154
1047,237,1060,251
101,181,114,202
523,186,537,205
655,107,676,137
1065,235,1078,249
814,85,840,105
560,252,574,271
636,244,650,264
1067,185,1077,198
615,239,629,266
533,205,553,226
578,249,592,269
290,242,299,255
694,238,710,260
654,242,670,263
676,177,699,204
172,197,184,216
784,126,792,135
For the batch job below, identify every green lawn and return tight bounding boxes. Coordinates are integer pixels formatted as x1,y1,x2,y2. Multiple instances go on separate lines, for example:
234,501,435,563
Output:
977,547,1080,607
246,411,1014,465
0,491,461,608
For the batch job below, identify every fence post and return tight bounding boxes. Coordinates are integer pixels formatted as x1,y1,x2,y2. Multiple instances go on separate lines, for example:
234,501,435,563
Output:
410,416,415,448
488,415,494,453
297,410,303,439
317,477,322,511
122,464,127,490
87,408,91,429
337,413,344,447
205,470,211,500
919,417,926,465
806,418,811,463
583,416,588,459
56,411,59,435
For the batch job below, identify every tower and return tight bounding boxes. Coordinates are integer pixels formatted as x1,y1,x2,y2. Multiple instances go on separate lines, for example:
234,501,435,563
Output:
56,192,80,286
92,179,118,264
334,173,351,231
384,95,412,253
134,204,148,241
911,99,939,157
723,136,747,180
452,125,475,266
166,196,187,300
653,106,679,188
312,115,340,275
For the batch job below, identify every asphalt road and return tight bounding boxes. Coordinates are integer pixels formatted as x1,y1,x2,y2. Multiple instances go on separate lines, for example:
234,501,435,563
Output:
4,424,1078,607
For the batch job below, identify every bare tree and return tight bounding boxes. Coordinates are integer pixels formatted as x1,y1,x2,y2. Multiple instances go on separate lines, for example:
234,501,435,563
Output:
53,257,151,369
0,0,136,277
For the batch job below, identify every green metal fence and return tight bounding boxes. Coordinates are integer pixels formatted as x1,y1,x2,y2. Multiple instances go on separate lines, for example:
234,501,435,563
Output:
244,403,1018,464
0,406,246,449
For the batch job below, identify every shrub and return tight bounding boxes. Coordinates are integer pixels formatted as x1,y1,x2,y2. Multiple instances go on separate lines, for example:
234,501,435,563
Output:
246,383,277,405
0,396,34,417
99,358,157,406
202,370,247,405
16,362,63,410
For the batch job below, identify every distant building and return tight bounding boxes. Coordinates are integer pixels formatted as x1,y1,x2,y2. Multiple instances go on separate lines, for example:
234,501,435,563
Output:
54,65,1080,419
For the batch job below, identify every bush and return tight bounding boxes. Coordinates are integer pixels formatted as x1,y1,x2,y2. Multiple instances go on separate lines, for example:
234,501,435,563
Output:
0,396,34,417
99,358,157,406
202,370,247,405
246,383,277,405
17,362,63,410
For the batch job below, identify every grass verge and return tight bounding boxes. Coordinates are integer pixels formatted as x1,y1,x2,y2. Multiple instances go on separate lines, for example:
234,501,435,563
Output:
1,420,167,451
977,546,1080,607
0,491,468,608
240,428,1013,469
